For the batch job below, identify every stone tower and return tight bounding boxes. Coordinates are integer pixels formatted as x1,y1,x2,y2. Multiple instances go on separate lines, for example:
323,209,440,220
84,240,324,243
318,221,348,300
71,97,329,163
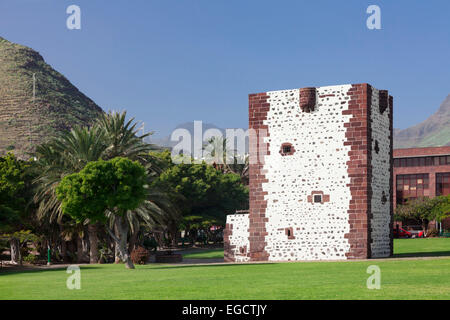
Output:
224,83,393,262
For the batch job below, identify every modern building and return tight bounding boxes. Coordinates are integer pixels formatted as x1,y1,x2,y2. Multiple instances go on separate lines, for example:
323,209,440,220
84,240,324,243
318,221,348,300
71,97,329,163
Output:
224,83,394,262
393,146,450,229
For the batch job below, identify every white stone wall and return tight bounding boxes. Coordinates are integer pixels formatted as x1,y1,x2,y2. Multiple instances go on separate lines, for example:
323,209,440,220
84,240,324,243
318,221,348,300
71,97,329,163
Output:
262,85,353,261
226,214,250,262
225,84,392,262
370,89,392,257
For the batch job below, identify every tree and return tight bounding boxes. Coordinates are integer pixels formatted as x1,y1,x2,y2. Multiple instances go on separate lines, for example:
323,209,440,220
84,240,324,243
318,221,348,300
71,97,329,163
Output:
153,160,249,244
203,137,249,185
227,154,249,185
33,126,106,263
96,110,156,161
34,112,176,264
429,195,450,225
0,153,35,264
96,111,174,261
56,157,147,269
0,153,30,228
0,230,38,265
395,196,450,234
203,136,233,172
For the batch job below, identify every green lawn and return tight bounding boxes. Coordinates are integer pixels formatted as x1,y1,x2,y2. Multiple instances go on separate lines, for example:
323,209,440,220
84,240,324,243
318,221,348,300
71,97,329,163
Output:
183,238,450,260
1,238,449,300
183,248,224,259
394,238,450,257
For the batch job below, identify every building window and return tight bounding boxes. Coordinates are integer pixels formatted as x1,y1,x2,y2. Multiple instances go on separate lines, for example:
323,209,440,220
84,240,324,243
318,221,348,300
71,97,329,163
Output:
394,159,400,167
314,194,322,203
279,143,295,156
396,174,429,204
374,140,379,154
381,191,387,205
285,227,295,239
307,191,330,204
436,173,450,196
394,156,450,168
419,157,426,166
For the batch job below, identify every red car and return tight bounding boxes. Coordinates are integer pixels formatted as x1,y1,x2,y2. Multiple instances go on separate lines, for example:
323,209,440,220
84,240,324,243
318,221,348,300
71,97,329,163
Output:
393,227,412,238
406,225,425,238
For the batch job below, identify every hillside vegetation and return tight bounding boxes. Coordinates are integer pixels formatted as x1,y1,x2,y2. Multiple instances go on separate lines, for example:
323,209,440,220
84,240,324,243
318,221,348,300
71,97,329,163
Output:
394,94,450,148
0,37,103,159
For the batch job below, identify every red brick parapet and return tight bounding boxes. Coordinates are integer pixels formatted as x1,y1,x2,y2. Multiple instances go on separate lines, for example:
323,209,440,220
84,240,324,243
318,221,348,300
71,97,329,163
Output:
299,87,316,113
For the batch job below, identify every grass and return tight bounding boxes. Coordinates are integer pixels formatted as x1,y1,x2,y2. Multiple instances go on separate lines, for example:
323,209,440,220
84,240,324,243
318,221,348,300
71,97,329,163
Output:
394,238,450,257
1,239,449,300
183,238,450,260
183,248,224,259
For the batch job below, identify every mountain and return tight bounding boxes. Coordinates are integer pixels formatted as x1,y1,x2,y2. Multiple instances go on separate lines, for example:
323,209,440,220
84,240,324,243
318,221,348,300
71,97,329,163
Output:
0,37,103,159
150,121,251,157
150,122,227,148
394,95,450,149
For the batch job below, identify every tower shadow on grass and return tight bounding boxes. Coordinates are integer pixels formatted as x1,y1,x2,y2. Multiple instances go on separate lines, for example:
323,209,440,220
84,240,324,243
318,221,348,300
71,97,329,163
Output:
393,251,450,258
0,265,103,276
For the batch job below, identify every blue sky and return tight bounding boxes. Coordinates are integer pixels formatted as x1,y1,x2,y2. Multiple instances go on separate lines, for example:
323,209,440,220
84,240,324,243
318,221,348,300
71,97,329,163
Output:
1,0,449,138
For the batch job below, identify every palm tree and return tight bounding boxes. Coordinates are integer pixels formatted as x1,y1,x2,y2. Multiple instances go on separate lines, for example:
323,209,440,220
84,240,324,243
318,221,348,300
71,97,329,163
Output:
34,110,178,268
203,136,235,172
203,137,249,184
105,190,179,268
33,126,107,263
227,154,250,185
96,110,156,161
96,111,179,267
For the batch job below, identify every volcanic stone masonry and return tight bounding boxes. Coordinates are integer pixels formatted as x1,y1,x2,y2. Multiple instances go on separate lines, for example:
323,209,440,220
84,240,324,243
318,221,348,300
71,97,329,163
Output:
224,83,393,262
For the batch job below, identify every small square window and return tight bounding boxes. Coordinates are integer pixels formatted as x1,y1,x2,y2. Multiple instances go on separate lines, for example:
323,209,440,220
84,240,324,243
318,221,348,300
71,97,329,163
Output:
285,227,294,239
279,143,295,156
313,194,322,203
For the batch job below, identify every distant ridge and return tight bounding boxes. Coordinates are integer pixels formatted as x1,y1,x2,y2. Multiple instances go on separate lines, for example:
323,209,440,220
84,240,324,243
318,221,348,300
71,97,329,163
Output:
0,37,103,159
150,122,226,148
394,94,450,149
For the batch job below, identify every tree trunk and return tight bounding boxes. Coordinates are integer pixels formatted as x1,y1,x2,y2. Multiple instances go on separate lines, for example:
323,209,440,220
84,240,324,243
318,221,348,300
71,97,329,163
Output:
88,224,99,264
61,240,68,263
114,223,122,263
76,235,85,263
113,216,134,269
114,243,121,263
82,236,90,262
59,224,69,263
128,228,138,253
168,223,178,248
10,238,20,265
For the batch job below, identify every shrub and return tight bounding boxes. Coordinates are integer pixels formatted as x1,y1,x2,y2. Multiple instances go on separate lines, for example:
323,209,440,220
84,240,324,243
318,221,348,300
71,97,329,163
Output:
143,237,158,252
130,246,149,265
427,228,439,237
23,254,38,264
98,245,114,264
